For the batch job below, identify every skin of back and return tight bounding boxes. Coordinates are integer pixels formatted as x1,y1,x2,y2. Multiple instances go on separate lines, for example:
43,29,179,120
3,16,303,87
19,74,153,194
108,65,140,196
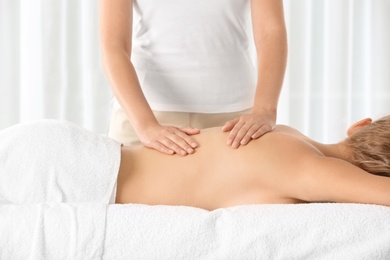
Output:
116,126,334,210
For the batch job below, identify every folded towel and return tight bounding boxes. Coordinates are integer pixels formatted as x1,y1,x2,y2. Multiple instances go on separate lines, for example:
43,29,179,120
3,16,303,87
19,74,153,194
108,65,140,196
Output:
0,120,121,204
0,203,107,259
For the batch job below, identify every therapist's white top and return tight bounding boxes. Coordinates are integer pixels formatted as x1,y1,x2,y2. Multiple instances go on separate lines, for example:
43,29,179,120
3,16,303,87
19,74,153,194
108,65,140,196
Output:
131,0,257,113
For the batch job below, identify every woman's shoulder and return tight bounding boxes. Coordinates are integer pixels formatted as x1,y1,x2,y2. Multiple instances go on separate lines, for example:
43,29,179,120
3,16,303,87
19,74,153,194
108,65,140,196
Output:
273,124,306,137
253,125,325,160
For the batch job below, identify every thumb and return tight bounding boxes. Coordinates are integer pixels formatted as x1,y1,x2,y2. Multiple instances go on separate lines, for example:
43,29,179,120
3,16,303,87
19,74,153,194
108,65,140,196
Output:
222,118,239,132
179,127,201,135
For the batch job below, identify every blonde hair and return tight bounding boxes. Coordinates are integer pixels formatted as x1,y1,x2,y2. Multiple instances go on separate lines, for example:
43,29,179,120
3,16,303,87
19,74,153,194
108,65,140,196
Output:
346,115,390,177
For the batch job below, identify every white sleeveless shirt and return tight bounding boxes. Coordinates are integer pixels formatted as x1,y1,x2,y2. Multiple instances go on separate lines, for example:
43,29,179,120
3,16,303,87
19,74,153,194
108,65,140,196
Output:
131,0,257,113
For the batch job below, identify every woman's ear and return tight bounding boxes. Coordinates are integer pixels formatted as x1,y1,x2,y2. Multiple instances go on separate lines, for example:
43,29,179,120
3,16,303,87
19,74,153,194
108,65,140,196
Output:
347,118,372,137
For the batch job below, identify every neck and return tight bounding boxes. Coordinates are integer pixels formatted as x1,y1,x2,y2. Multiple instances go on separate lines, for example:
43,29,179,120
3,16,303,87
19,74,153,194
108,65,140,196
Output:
312,140,353,163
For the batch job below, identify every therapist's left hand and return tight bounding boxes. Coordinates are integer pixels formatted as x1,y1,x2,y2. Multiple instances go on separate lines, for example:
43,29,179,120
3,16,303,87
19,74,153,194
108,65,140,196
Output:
222,110,276,149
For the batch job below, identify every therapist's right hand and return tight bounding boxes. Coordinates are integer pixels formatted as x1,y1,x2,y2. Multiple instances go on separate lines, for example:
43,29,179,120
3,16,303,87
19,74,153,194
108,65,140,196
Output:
137,124,200,156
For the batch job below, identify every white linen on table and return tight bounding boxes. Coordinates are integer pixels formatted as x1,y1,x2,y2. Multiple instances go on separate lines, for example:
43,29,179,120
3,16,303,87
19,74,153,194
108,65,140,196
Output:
103,203,390,259
0,203,107,259
1,202,390,259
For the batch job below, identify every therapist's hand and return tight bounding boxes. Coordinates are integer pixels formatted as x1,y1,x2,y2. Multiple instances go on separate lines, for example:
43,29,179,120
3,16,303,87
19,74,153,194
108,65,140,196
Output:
137,124,200,156
222,111,276,149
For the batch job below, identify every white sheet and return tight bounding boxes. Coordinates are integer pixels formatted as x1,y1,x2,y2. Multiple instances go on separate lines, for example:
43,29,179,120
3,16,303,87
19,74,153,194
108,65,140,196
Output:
0,120,121,204
103,203,390,259
0,203,107,259
2,202,390,259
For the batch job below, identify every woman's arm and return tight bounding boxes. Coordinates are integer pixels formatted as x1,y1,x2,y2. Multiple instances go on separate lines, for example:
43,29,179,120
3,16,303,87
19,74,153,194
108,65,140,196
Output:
296,156,390,206
223,0,288,148
99,0,154,136
99,0,199,156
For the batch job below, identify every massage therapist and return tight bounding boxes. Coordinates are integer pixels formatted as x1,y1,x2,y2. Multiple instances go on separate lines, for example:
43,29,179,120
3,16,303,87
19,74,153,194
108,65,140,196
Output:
99,0,288,155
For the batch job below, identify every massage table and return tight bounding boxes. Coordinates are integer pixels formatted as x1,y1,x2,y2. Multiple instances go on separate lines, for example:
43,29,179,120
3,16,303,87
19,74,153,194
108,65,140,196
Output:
1,121,390,258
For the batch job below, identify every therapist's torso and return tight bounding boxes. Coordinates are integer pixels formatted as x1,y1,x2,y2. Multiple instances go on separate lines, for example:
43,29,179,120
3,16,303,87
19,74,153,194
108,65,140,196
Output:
131,0,257,113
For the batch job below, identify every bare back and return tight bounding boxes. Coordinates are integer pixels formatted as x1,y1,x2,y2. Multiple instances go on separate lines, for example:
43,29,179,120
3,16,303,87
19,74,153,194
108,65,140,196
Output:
115,125,327,210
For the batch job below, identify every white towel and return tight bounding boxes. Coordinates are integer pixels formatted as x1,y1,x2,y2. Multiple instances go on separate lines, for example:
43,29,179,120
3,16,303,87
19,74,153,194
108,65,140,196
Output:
0,120,121,204
0,203,107,259
103,203,390,259
1,200,390,258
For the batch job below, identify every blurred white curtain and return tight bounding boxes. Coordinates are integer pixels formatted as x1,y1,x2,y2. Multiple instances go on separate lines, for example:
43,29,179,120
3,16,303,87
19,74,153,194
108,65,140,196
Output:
0,0,389,140
281,0,390,142
0,0,111,133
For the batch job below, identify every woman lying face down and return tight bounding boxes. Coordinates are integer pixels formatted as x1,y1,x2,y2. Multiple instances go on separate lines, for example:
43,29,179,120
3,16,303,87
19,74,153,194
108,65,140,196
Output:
115,115,390,210
0,116,389,210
